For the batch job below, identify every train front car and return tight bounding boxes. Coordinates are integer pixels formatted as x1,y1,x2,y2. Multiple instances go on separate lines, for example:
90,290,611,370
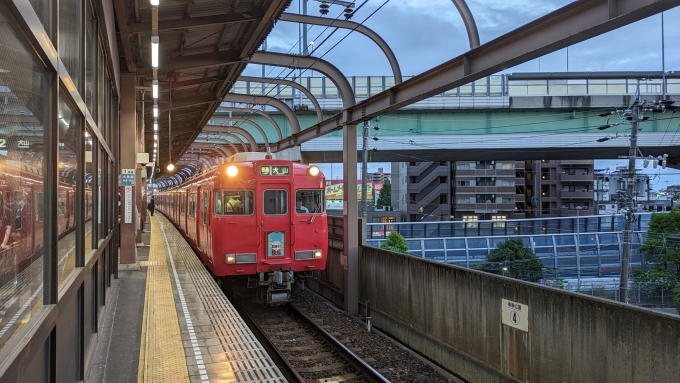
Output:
213,153,327,304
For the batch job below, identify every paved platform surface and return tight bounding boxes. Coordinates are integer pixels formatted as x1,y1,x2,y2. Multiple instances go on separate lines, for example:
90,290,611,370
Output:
91,214,285,383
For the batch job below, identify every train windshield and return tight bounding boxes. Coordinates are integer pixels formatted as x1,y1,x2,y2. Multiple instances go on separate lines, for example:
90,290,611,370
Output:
214,190,254,215
295,190,323,214
263,190,288,215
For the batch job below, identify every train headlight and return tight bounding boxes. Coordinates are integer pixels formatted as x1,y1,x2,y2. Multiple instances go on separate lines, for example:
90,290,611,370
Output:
225,255,236,264
308,165,320,176
226,165,238,177
313,250,322,259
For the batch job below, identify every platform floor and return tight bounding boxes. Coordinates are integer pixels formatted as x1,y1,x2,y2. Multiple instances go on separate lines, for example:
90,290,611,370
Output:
92,214,285,383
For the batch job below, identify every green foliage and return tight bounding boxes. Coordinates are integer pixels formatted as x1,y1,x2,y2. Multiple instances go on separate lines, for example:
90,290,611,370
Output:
674,284,680,315
376,178,392,208
632,268,677,290
380,231,409,254
544,267,567,289
640,207,680,276
481,238,544,282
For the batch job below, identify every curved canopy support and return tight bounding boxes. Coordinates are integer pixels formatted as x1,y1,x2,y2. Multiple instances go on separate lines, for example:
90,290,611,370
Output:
224,93,301,133
190,141,238,156
197,132,248,152
204,119,270,147
279,13,402,84
205,127,258,152
215,107,283,140
238,76,324,122
451,0,480,49
250,52,355,110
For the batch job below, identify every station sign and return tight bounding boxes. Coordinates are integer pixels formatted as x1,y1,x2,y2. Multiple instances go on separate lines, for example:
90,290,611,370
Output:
501,299,529,332
122,169,135,186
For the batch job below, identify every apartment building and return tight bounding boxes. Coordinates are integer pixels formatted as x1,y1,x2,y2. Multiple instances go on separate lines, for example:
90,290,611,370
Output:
396,159,595,222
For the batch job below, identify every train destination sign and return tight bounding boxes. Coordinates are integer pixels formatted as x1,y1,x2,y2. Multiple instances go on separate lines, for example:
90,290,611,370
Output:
260,165,290,176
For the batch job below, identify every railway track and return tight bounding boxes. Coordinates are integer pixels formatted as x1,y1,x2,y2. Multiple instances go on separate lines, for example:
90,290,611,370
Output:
239,302,391,383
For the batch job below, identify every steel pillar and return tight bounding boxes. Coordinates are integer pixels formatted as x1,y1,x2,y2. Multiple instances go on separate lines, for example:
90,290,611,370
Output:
120,73,138,264
343,123,358,315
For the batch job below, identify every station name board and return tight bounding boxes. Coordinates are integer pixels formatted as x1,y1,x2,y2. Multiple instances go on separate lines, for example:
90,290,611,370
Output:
260,165,290,176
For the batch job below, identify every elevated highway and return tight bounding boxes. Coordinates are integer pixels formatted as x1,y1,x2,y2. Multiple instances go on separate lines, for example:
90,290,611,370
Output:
215,72,680,164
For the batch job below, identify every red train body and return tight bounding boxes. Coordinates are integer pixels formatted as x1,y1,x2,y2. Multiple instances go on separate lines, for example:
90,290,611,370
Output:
156,153,328,304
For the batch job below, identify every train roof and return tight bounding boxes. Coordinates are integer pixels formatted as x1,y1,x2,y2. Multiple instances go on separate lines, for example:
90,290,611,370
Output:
225,152,268,163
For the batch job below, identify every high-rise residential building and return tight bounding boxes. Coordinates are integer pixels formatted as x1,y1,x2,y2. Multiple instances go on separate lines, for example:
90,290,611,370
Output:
370,167,389,184
396,159,595,222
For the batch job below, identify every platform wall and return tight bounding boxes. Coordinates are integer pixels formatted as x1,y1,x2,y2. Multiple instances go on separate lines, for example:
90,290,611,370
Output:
360,247,680,383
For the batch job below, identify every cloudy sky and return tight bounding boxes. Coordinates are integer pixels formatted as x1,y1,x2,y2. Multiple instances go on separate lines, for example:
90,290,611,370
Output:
242,0,680,190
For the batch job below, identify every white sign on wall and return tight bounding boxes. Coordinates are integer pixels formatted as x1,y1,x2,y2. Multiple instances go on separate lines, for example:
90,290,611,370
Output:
501,299,529,332
124,186,132,223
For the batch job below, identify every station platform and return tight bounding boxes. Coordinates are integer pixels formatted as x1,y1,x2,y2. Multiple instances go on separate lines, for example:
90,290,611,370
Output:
88,215,285,383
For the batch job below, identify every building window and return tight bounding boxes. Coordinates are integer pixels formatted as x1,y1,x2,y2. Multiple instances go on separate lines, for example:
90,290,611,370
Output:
456,180,471,187
410,176,417,183
456,198,471,204
501,197,514,204
565,185,576,192
477,161,494,169
478,177,495,186
500,163,514,169
476,194,494,203
491,215,506,227
463,215,478,228
500,180,515,186
409,193,417,203
455,163,472,170
566,168,576,175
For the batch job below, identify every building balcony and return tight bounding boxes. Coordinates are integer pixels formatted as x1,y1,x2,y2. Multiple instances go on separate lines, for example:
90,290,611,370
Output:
559,173,593,182
454,169,516,177
560,190,594,199
455,186,516,193
560,208,595,216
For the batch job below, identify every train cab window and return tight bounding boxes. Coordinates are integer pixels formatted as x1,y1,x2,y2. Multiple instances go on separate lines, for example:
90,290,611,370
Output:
263,190,288,215
188,193,196,218
214,190,253,215
295,190,324,214
36,192,45,222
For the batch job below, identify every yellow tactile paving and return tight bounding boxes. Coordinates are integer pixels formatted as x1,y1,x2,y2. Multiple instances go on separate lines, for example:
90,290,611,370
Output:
138,216,190,383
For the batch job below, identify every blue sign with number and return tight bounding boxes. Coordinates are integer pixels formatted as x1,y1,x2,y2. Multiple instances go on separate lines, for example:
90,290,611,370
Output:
122,173,135,186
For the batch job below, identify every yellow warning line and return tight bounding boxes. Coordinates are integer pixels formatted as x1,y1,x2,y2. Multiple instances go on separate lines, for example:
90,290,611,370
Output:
137,216,190,383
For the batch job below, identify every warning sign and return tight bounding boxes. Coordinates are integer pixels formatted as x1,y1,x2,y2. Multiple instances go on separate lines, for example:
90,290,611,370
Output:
502,299,528,332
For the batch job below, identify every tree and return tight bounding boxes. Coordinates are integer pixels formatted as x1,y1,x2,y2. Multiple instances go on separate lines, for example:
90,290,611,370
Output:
376,178,391,208
640,207,680,276
380,231,409,254
480,238,544,282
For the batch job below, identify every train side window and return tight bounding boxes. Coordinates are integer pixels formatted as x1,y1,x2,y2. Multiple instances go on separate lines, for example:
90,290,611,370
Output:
57,193,66,216
214,190,254,215
36,192,45,222
263,190,288,215
295,190,324,214
180,193,185,213
202,191,208,225
13,191,23,230
188,193,196,218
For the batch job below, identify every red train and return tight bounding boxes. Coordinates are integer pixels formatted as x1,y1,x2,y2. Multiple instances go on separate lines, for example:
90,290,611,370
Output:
155,152,328,304
0,159,93,286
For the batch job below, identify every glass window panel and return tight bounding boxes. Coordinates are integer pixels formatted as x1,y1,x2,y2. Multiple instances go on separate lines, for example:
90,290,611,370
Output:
295,190,323,214
567,80,587,94
310,77,323,97
446,249,467,259
0,12,49,352
29,0,53,41
59,0,82,90
85,130,93,255
459,83,472,96
446,238,465,249
467,238,487,248
548,80,567,94
85,3,96,114
533,236,553,246
554,235,575,245
473,78,487,96
489,237,509,249
579,234,597,245
354,77,367,97
424,239,444,250
384,77,395,90
214,190,253,215
263,190,287,215
405,240,421,250
369,76,383,97
57,98,80,285
444,87,458,96
489,76,503,95
97,146,103,241
325,80,337,98
425,250,445,261
232,81,248,94
279,84,293,98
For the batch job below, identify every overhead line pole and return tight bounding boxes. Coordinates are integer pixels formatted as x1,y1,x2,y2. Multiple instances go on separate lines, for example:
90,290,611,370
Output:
361,120,369,217
620,82,640,304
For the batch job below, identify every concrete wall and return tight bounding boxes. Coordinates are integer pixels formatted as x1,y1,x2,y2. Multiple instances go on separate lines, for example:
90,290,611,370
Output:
360,247,680,383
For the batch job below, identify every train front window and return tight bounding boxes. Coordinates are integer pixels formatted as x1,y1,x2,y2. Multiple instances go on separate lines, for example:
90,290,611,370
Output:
214,190,254,215
295,190,324,214
263,190,288,215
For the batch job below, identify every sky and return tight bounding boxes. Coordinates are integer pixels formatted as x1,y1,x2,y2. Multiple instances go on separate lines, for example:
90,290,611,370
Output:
241,0,680,191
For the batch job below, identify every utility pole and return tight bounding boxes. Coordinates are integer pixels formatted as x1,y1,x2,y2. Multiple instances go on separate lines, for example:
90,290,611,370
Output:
361,121,369,217
620,87,640,304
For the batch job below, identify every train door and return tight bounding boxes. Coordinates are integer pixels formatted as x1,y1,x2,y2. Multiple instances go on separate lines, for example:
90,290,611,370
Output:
202,189,210,262
259,182,292,266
